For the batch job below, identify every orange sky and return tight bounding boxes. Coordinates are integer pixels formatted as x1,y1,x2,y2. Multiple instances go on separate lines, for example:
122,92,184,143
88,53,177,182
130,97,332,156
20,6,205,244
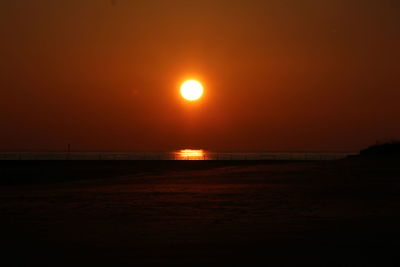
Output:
0,0,399,151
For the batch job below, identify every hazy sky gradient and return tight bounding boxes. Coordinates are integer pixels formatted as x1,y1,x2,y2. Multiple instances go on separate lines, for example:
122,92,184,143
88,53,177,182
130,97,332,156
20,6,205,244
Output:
1,0,399,151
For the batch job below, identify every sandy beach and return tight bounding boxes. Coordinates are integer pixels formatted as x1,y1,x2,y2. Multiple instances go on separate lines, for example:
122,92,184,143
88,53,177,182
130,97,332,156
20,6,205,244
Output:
1,159,400,265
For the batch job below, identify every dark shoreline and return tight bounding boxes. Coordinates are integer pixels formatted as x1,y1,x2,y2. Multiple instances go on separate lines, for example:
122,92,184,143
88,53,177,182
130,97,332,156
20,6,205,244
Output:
1,158,400,265
0,159,311,185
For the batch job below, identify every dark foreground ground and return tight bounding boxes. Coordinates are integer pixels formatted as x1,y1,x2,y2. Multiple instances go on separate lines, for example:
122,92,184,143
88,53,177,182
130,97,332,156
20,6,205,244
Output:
1,159,400,266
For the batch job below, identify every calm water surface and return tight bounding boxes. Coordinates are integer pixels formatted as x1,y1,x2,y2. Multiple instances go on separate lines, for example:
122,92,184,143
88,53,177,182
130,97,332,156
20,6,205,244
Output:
0,149,354,161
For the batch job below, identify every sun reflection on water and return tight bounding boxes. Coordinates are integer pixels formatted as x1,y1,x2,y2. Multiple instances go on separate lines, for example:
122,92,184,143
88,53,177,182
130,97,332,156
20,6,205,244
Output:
176,149,205,160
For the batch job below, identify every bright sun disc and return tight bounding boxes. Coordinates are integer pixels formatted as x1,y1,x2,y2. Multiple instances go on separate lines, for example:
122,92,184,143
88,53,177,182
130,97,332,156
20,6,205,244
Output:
180,80,204,101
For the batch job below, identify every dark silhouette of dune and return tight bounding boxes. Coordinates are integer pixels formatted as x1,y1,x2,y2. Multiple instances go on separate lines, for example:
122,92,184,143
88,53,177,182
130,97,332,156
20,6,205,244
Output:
359,141,400,157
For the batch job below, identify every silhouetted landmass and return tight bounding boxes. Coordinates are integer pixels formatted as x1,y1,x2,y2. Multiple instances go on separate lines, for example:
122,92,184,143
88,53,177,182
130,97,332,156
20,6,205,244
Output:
359,141,400,157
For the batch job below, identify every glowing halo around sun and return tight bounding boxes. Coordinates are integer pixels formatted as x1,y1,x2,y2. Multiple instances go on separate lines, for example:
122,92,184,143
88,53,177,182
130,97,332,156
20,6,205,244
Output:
180,80,204,101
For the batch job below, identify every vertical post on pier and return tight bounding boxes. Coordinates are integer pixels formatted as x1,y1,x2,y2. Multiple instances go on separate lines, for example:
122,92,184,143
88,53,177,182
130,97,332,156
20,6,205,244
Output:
67,144,71,160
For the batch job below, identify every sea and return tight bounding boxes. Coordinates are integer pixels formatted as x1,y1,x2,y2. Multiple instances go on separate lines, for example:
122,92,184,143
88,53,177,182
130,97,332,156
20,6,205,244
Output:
0,149,355,161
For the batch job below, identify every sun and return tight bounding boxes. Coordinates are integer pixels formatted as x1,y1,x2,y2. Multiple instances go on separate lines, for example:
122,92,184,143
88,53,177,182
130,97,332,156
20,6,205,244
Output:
180,80,204,101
